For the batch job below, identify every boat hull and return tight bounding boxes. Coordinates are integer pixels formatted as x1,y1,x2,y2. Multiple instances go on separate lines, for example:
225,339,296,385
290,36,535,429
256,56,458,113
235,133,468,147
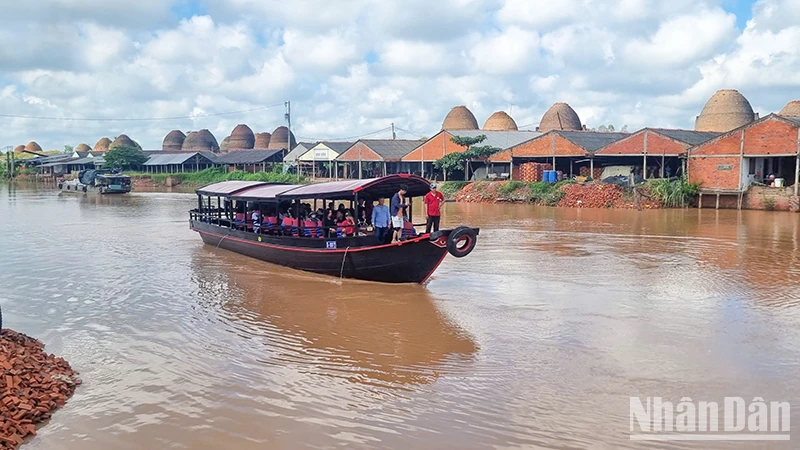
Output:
191,221,450,284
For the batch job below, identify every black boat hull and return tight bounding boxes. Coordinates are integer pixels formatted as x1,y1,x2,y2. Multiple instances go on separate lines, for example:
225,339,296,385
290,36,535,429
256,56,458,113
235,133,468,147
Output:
191,221,451,284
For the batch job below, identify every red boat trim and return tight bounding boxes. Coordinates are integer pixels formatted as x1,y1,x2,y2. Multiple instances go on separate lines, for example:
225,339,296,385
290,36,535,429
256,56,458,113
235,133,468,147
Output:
419,251,448,285
194,227,432,254
352,173,413,193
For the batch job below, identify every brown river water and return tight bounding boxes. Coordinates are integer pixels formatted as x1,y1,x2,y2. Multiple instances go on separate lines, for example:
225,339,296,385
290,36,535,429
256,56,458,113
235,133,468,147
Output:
2,182,800,449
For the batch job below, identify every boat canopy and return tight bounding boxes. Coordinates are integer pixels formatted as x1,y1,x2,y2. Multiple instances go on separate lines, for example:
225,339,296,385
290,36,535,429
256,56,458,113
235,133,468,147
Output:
276,174,430,200
195,181,268,196
197,175,431,201
228,184,302,201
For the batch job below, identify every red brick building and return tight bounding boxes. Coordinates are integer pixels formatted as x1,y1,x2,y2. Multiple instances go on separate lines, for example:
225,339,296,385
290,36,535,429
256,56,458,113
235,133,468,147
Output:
687,114,800,208
594,128,719,179
489,130,628,180
401,129,539,180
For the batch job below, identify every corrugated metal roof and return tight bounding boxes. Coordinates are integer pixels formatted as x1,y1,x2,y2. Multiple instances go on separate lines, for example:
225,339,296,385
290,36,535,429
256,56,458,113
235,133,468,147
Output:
277,174,430,200
196,181,268,196
356,139,421,160
40,158,80,167
651,128,721,145
229,184,303,200
214,150,282,164
556,131,629,153
143,152,217,166
283,142,317,162
783,116,800,126
445,129,542,150
318,141,354,153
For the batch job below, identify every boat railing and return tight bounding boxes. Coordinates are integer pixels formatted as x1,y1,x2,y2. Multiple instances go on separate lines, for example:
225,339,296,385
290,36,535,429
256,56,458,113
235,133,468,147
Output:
190,209,422,240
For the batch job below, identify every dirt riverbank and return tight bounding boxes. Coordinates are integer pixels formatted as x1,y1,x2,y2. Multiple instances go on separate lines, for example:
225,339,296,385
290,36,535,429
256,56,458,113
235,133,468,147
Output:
451,180,663,209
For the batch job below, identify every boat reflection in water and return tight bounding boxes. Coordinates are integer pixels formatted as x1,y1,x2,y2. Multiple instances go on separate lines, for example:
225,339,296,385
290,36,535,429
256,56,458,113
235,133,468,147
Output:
190,247,478,389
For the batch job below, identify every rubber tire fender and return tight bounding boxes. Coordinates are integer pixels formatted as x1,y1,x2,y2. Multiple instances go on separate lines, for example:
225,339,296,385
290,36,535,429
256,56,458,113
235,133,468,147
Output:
447,226,477,258
82,186,87,192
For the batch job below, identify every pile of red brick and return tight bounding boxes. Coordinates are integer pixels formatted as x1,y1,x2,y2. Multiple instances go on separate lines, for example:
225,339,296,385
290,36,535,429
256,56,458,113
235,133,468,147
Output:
558,183,662,209
0,330,80,449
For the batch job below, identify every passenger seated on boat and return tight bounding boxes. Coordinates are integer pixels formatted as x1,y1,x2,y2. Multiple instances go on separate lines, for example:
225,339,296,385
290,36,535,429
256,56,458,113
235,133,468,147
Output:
235,212,246,230
338,212,356,236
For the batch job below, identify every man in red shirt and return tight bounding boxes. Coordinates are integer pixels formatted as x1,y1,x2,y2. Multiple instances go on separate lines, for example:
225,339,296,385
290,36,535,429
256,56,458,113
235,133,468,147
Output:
423,183,445,234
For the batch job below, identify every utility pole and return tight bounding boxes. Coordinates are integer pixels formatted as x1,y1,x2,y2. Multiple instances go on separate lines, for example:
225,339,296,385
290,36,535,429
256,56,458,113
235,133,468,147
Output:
284,101,292,157
391,122,396,140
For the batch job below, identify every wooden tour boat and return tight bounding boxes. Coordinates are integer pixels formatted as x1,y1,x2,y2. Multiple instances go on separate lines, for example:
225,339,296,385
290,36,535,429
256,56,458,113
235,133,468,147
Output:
189,175,479,284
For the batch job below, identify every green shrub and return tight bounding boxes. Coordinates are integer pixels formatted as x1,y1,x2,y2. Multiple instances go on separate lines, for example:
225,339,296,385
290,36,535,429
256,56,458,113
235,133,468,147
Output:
498,180,525,196
647,178,700,207
439,181,469,199
763,197,776,211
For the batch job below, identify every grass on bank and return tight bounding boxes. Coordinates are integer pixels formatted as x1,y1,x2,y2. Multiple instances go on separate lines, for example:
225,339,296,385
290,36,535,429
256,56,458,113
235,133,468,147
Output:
646,178,700,207
127,167,302,186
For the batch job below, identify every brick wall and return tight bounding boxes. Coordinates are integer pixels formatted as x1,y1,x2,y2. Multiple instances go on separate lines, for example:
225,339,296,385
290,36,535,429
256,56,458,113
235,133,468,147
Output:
402,132,465,161
338,142,382,161
597,132,644,155
698,187,799,211
743,119,799,156
692,131,742,156
578,166,603,179
647,132,690,155
518,162,552,182
688,156,741,190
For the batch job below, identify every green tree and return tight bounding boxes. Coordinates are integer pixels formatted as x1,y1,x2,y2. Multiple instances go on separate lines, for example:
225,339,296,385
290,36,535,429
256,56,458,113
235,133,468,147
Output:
592,124,628,132
64,145,73,154
103,145,148,170
434,135,501,180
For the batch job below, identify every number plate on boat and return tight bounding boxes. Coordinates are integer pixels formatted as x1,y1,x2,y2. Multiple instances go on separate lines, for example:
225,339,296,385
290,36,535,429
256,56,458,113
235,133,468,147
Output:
326,241,337,249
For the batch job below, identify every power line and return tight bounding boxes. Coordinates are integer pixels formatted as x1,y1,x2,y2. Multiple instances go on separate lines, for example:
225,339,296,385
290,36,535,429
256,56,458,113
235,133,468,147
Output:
297,126,393,142
394,127,427,139
0,103,285,122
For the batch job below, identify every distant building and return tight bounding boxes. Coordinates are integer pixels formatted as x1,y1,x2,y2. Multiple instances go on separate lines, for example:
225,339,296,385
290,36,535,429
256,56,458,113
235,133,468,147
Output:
337,139,422,179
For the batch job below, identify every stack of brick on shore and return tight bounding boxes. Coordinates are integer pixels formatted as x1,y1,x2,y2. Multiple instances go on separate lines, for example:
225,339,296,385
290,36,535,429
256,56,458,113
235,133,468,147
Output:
579,166,604,180
0,329,80,449
516,162,552,182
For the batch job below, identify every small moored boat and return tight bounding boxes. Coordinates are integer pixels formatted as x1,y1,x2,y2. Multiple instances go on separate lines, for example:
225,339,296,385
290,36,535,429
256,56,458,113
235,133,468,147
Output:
189,175,479,284
59,169,132,194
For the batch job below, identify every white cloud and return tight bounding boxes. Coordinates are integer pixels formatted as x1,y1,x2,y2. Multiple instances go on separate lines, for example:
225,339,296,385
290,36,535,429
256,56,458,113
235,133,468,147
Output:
1,0,800,150
623,8,737,68
469,27,540,74
379,41,453,75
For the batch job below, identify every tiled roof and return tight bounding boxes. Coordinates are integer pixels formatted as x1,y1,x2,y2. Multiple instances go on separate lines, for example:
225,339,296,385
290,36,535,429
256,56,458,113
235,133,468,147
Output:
651,129,721,145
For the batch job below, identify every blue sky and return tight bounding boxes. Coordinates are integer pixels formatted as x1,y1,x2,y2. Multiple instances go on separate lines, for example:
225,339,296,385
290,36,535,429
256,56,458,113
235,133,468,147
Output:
1,0,799,150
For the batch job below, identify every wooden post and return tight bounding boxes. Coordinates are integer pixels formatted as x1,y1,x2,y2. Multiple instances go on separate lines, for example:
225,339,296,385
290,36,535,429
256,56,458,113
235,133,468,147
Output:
643,130,648,180
358,160,362,179
715,192,720,210
661,154,665,178
699,192,703,209
739,129,746,191
795,127,800,196
590,156,594,178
